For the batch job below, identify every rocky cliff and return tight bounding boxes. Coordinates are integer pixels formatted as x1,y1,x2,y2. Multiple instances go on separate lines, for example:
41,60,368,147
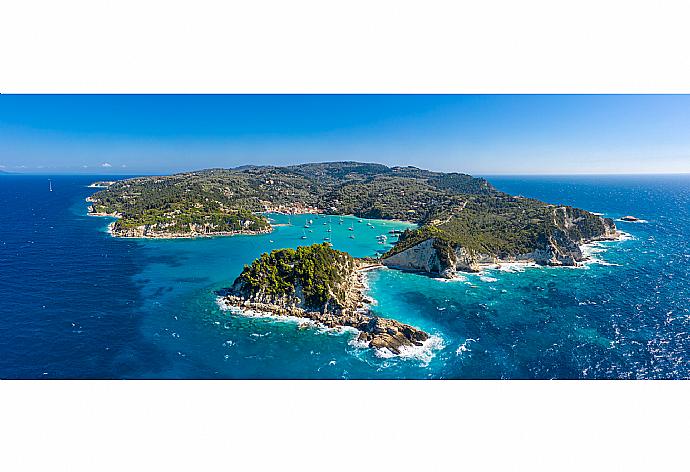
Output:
383,206,619,278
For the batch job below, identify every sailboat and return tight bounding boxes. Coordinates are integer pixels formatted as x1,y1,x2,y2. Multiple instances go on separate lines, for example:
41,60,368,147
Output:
301,229,307,240
48,179,53,192
349,225,355,239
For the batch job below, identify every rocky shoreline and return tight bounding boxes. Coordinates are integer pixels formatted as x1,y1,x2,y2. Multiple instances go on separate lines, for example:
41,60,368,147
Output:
86,197,273,239
218,261,431,355
382,232,625,278
108,225,272,239
382,210,622,278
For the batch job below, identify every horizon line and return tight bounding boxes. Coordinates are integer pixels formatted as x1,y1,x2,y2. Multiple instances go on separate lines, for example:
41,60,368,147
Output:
4,170,690,177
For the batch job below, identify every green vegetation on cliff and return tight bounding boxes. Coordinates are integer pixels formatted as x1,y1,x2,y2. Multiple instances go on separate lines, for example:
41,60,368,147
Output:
232,244,356,309
387,194,615,260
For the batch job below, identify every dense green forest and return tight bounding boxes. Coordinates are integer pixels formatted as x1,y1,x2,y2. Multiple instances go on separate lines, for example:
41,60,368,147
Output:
232,244,355,309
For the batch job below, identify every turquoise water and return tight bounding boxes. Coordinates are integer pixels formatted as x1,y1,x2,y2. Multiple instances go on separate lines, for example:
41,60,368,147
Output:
1,174,688,379
130,212,417,379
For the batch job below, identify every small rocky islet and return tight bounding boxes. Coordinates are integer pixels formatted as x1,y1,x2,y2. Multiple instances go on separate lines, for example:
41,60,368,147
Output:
217,244,430,355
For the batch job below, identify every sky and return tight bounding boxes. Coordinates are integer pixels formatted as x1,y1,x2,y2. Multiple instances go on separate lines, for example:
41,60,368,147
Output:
1,95,689,175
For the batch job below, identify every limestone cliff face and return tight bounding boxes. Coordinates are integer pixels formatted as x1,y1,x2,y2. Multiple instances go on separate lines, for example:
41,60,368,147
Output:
382,238,482,277
382,208,618,278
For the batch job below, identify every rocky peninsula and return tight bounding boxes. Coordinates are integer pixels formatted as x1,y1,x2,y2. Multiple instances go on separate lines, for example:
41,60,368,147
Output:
382,201,620,277
217,244,430,355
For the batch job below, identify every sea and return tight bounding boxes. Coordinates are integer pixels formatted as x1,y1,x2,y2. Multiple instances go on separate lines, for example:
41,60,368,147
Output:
1,174,688,379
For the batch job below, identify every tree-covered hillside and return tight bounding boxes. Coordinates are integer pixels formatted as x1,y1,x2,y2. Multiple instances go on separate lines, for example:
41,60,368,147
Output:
231,244,356,310
89,162,497,235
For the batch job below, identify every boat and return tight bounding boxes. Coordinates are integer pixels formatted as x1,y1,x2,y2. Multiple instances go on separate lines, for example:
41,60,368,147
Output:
304,224,310,228
301,229,307,240
48,179,53,192
348,227,353,231
358,220,363,223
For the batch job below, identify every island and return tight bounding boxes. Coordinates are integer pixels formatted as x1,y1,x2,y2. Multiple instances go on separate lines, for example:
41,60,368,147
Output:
217,244,430,354
88,161,620,272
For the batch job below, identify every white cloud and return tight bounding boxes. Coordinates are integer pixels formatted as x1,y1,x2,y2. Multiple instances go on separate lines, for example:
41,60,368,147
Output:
82,165,88,168
121,164,127,168
0,164,6,168
101,162,112,168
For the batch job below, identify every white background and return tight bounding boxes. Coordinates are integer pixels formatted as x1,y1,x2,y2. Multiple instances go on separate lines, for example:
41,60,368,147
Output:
2,1,690,471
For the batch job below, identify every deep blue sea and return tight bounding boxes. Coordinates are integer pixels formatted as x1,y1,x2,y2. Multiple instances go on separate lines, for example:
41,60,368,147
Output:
1,174,688,379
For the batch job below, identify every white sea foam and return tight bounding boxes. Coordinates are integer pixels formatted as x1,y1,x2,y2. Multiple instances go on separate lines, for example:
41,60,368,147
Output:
434,275,468,283
479,275,498,283
371,335,445,366
218,298,365,339
216,297,320,329
494,262,538,273
456,337,478,356
317,325,359,336
347,336,370,350
615,218,648,224
617,230,635,241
